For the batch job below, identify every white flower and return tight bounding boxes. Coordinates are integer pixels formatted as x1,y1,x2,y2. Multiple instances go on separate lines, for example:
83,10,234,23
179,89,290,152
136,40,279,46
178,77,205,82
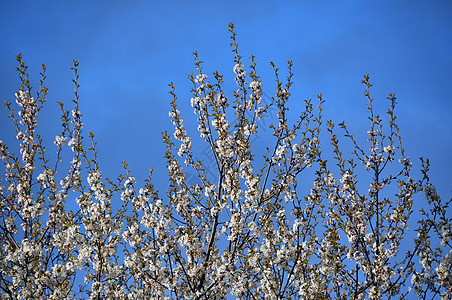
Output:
383,145,394,154
233,63,243,75
54,135,67,147
191,96,200,107
16,131,24,140
195,73,208,83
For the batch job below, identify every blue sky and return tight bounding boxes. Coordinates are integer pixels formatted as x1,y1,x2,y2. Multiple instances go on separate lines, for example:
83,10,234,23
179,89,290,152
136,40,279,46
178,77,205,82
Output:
1,1,451,201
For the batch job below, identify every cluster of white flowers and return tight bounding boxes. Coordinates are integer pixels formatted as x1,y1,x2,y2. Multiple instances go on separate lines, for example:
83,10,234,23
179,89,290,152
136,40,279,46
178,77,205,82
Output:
247,79,263,112
54,135,67,147
383,144,395,154
233,63,246,78
436,250,452,294
195,73,208,94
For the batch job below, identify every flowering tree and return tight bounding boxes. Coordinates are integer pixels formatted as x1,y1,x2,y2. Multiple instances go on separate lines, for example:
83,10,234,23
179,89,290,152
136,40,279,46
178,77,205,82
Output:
0,24,451,299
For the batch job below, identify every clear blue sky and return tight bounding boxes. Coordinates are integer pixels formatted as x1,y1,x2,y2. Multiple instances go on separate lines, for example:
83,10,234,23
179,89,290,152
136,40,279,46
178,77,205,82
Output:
1,1,451,201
